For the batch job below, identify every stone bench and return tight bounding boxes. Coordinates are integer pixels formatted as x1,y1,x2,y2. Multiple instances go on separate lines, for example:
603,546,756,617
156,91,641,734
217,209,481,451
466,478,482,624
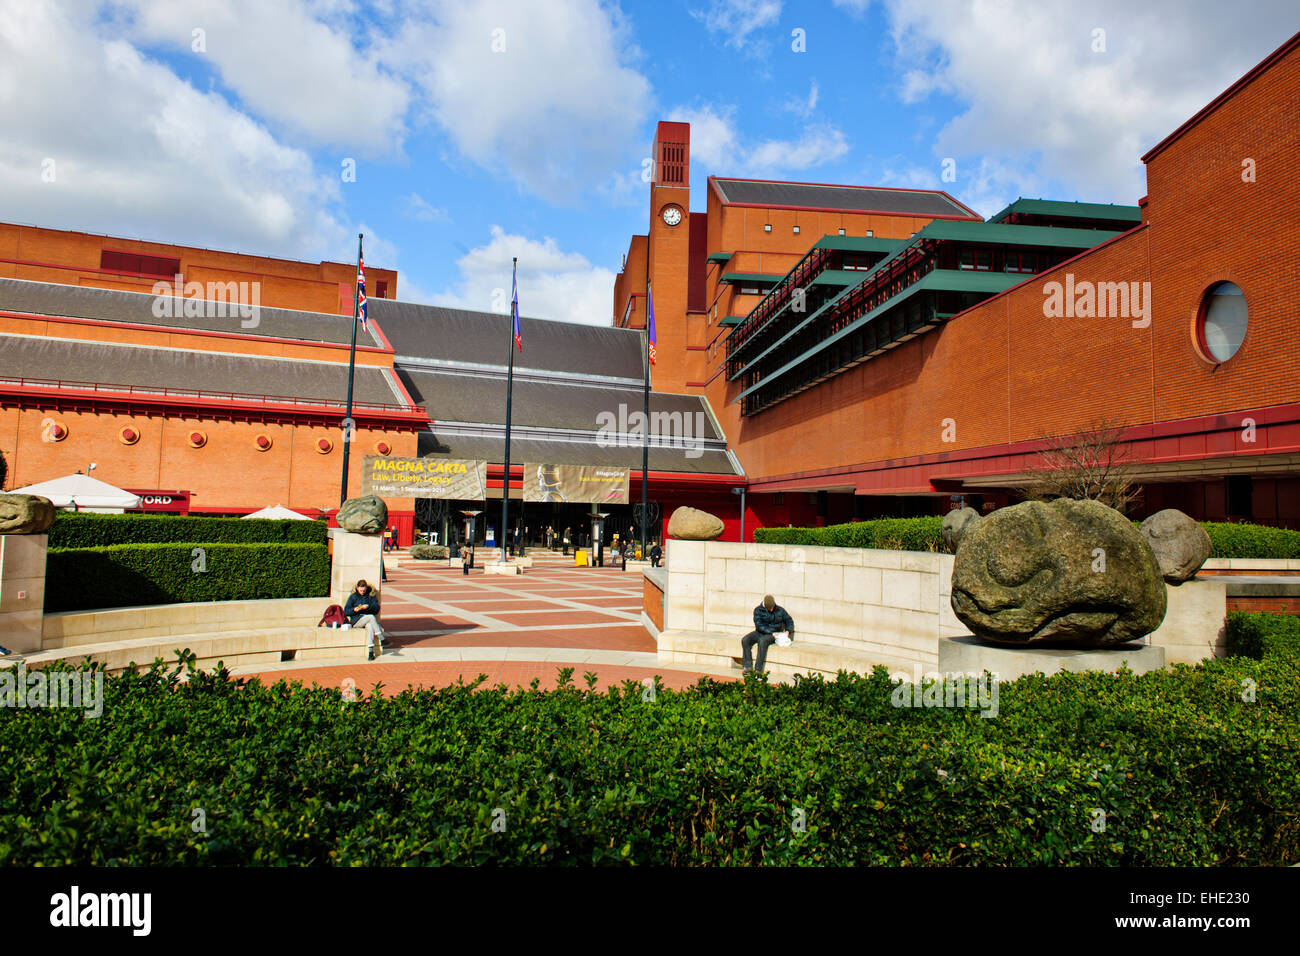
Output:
658,629,920,681
20,623,370,675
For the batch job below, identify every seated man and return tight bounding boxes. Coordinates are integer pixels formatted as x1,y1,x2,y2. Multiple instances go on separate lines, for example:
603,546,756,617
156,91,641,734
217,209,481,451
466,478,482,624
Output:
343,579,386,658
737,594,794,674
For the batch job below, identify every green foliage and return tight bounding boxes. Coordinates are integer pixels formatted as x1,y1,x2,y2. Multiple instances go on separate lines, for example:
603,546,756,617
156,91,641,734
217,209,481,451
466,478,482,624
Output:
409,545,449,560
759,516,1300,558
48,513,327,550
1201,522,1300,559
2,653,1296,866
1226,611,1300,661
45,543,328,612
755,517,945,552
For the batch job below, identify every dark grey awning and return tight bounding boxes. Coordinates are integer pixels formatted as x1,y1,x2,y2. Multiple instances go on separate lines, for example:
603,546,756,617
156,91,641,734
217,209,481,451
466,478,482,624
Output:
419,432,740,476
0,277,382,347
712,178,974,218
398,367,722,439
370,299,645,379
0,335,403,406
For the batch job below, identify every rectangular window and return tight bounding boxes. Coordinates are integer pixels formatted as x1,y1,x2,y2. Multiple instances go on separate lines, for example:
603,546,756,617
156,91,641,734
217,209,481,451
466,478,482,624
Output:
376,280,389,298
101,249,181,278
865,230,874,237
763,224,772,233
960,249,992,271
740,286,760,295
773,492,785,505
837,228,846,236
793,225,800,234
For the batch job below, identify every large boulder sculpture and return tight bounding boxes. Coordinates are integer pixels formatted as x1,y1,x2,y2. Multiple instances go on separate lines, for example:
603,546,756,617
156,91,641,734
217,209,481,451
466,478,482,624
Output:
667,506,725,541
950,498,1166,647
942,507,981,553
0,494,56,535
1139,509,1212,583
337,495,388,534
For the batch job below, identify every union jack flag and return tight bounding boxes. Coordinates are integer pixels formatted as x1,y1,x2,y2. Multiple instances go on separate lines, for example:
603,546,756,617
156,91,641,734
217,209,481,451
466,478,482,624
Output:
357,252,368,333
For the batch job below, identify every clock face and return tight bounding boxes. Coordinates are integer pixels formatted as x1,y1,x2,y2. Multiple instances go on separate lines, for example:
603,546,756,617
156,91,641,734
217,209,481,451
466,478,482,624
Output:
661,205,683,227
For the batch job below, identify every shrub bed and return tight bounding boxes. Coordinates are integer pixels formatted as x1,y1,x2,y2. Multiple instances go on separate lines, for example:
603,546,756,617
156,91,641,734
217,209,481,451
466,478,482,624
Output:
757,515,1300,557
48,513,328,549
1201,522,1300,560
45,542,329,612
409,545,449,560
755,517,945,551
1225,611,1300,660
1,652,1295,866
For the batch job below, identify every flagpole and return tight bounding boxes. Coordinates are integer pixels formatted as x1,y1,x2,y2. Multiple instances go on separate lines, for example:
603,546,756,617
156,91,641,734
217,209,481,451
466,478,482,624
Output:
641,283,650,559
501,257,517,561
339,232,363,507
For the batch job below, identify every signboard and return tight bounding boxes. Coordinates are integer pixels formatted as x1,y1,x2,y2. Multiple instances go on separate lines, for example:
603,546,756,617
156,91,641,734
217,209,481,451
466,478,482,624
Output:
361,456,487,499
523,463,629,505
126,490,190,513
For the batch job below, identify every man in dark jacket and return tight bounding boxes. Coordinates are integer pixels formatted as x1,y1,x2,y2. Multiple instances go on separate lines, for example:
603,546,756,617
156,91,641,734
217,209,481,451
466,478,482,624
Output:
738,594,794,673
649,542,662,568
343,579,385,658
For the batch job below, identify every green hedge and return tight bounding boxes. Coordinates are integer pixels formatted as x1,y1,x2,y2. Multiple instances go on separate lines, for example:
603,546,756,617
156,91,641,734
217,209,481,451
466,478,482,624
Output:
1202,522,1300,559
0,653,1295,866
48,513,328,549
1226,611,1300,660
755,517,945,551
756,515,1300,557
410,545,449,560
45,543,328,612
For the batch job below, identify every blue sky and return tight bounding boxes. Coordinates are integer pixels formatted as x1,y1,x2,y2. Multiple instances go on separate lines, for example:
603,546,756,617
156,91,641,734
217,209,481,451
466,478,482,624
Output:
1,0,1296,325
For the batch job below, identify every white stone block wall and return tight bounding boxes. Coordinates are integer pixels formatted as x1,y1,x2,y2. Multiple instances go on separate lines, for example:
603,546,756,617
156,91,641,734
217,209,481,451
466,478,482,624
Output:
0,534,48,653
663,540,969,667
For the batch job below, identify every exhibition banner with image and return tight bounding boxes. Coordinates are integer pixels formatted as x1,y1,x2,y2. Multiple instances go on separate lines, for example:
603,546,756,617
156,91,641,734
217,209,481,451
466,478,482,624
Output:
361,455,487,499
524,463,629,504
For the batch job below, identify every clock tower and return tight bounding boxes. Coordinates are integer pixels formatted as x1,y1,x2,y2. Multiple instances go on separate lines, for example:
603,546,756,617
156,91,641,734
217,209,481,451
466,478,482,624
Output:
645,121,693,394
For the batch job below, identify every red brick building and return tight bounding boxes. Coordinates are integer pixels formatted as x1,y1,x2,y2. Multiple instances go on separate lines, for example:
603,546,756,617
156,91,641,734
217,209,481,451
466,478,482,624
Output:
616,31,1300,533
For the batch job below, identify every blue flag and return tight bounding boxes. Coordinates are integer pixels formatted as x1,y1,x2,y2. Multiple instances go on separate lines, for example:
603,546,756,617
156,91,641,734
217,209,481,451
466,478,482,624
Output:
512,268,522,352
647,287,656,366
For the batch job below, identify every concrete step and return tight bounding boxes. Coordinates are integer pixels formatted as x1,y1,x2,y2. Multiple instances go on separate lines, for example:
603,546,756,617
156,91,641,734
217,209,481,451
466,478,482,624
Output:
23,625,369,674
658,629,922,680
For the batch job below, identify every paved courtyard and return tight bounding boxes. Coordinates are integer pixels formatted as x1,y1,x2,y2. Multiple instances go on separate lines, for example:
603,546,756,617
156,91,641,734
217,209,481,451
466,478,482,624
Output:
236,549,737,693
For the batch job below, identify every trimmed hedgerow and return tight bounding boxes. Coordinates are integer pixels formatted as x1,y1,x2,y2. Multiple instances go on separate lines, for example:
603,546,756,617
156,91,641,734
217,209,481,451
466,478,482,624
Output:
409,545,449,560
1226,611,1300,661
47,513,328,550
758,516,1300,558
45,542,328,612
755,517,945,552
1201,522,1300,560
1,651,1295,866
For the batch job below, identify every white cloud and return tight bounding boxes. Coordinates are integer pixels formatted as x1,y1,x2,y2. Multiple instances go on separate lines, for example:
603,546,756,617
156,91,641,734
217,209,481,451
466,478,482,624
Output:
401,192,449,222
432,225,616,327
0,0,352,257
692,0,783,52
881,0,1300,203
107,0,411,153
382,0,652,202
669,104,848,177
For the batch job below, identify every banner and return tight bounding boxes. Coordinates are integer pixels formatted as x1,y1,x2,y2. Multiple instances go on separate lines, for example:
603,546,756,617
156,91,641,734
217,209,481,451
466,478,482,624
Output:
524,463,629,504
361,455,487,499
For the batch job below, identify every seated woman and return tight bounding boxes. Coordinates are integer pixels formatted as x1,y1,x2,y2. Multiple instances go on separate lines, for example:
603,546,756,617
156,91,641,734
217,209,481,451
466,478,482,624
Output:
343,579,386,658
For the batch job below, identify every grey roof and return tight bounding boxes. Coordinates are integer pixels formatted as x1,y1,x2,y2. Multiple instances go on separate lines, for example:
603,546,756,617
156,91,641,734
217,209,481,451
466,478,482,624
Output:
418,432,739,476
370,299,644,379
0,277,382,347
0,335,404,407
712,179,975,218
397,367,722,439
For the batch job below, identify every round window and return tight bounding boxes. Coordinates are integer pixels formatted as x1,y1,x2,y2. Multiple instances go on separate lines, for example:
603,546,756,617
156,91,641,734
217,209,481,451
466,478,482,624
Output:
1198,281,1247,362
